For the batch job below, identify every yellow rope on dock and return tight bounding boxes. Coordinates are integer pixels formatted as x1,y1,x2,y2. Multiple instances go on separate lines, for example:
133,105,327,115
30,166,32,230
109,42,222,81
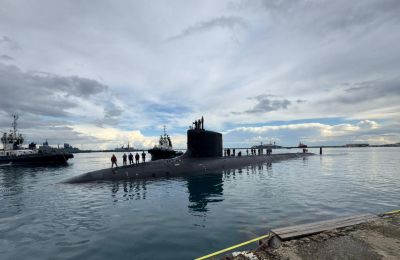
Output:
195,233,271,260
195,209,400,259
383,209,400,215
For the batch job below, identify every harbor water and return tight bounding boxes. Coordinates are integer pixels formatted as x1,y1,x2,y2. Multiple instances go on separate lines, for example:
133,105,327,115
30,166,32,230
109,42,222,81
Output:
0,148,399,259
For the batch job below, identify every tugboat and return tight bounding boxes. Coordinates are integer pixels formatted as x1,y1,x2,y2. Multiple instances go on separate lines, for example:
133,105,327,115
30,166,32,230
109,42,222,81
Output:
148,126,183,161
298,141,308,148
0,115,74,165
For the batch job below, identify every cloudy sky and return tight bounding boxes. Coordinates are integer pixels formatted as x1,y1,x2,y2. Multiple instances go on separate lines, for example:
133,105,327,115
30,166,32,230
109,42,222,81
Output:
1,0,399,149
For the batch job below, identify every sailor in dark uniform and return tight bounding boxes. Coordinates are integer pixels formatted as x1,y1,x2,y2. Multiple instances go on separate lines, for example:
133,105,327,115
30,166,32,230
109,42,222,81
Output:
141,151,146,163
122,153,127,166
111,154,118,168
135,153,140,165
128,153,133,165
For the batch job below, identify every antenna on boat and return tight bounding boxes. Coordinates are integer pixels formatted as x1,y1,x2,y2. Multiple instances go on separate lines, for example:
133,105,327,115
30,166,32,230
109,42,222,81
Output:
12,114,18,137
163,125,167,137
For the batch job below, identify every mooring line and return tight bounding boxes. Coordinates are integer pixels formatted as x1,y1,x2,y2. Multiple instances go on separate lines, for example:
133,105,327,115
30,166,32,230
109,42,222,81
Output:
383,209,400,215
194,232,271,260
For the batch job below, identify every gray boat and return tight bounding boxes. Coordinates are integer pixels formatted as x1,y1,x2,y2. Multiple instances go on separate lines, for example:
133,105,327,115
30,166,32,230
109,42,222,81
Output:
0,115,73,165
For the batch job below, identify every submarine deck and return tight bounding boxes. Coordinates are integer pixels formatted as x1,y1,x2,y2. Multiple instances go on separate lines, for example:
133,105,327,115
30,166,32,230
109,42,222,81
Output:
63,152,313,183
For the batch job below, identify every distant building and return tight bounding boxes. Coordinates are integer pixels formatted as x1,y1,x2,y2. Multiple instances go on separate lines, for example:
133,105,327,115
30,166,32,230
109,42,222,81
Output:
113,143,135,152
251,142,282,149
345,143,369,147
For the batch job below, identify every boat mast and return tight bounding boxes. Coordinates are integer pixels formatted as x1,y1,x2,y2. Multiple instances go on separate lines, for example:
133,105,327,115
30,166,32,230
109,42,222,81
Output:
12,115,18,138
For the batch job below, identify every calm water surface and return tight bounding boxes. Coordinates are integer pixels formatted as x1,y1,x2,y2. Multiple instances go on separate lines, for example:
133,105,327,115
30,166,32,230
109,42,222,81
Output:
0,148,399,259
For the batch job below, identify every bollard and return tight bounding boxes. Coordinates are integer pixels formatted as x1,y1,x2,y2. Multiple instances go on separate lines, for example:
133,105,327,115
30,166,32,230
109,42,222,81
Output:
320,147,322,155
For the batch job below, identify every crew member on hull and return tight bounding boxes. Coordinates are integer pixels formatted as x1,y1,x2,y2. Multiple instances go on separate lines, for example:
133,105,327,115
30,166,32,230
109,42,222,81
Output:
111,154,118,168
141,151,146,163
135,153,140,165
122,153,127,166
128,153,133,165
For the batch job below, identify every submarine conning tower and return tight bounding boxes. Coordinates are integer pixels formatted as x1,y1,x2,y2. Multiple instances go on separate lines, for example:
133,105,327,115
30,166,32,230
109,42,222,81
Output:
186,117,222,158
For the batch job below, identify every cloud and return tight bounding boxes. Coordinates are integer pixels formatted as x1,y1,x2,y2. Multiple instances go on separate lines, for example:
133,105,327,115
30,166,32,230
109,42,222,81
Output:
241,0,400,33
72,124,187,149
248,97,291,113
0,63,108,117
312,78,400,119
95,103,124,127
0,36,20,50
357,120,379,130
167,16,246,41
0,1,399,147
341,78,400,103
232,95,292,114
223,120,399,147
0,111,101,147
0,54,13,60
0,62,122,149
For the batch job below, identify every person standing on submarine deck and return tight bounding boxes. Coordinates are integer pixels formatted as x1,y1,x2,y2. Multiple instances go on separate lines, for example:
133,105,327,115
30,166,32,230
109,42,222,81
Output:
128,152,133,165
122,153,127,166
111,154,118,168
135,153,140,165
141,151,146,163
192,116,205,130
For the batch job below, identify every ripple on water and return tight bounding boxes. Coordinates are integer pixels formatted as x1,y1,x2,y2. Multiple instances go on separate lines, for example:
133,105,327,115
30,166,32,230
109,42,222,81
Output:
0,149,399,260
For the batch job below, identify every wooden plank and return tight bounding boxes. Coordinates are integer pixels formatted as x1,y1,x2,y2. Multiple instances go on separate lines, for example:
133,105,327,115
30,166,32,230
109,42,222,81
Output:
272,214,376,240
274,214,371,234
273,214,375,239
273,214,370,234
274,215,373,238
278,218,370,239
273,214,374,232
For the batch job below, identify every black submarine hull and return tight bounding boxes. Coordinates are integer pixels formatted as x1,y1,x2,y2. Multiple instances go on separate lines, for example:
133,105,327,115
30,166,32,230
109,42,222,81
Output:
63,153,313,183
63,126,313,184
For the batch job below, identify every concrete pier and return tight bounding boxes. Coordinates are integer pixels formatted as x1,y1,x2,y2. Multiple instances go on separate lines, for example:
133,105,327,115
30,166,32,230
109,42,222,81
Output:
227,211,400,260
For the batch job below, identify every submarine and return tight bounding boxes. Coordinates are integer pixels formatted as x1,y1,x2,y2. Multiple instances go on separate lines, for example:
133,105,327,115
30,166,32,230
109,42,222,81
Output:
64,118,313,183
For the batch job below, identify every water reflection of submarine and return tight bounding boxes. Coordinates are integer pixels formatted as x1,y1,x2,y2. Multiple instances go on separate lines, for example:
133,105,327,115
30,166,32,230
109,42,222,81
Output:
64,121,313,183
108,174,223,213
187,174,223,213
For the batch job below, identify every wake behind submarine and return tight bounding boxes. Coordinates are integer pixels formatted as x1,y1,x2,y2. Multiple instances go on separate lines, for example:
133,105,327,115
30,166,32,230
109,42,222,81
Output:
64,119,313,183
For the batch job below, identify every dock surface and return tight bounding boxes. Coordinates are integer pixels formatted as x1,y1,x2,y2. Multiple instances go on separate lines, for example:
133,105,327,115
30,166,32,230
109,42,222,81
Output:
227,212,400,260
272,213,375,240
